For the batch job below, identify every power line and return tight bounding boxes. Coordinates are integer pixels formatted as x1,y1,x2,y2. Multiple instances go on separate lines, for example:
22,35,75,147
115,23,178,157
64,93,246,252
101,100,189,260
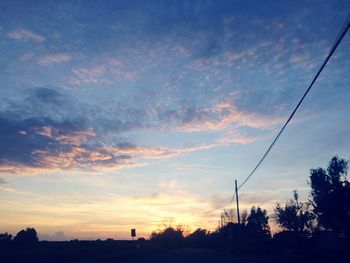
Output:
330,15,350,52
237,15,350,191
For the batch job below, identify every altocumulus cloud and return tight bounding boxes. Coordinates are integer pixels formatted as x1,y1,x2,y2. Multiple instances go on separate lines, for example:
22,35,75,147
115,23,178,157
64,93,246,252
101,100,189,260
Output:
8,28,45,43
38,53,73,65
0,88,135,174
0,87,280,174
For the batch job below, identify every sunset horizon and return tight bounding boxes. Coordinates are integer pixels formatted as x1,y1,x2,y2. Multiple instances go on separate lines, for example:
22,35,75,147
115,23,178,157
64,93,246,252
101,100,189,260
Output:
1,0,350,244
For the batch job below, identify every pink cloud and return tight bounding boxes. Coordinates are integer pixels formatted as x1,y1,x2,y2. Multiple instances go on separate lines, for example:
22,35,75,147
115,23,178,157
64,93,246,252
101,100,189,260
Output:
0,129,217,175
70,65,111,86
38,53,73,65
179,101,283,132
8,29,45,43
218,132,257,145
106,143,218,160
69,61,141,87
36,126,54,137
56,130,97,146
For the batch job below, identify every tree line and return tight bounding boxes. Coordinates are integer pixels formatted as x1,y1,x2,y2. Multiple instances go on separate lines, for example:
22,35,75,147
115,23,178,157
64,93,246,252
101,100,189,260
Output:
149,156,350,249
1,156,349,252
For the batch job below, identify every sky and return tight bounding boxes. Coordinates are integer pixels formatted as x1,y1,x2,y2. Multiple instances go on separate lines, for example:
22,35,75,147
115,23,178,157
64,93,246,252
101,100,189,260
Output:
0,0,350,240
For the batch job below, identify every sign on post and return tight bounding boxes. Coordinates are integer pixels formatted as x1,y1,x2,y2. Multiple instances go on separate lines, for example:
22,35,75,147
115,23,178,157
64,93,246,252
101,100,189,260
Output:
131,229,136,240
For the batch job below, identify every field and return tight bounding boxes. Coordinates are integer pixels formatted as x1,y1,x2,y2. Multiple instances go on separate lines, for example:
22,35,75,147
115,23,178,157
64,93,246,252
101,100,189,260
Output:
1,239,348,263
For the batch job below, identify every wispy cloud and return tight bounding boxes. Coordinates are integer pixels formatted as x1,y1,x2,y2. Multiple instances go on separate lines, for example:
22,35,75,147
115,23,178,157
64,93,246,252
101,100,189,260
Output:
217,131,257,145
8,28,45,43
176,101,283,132
38,53,73,65
69,60,140,87
0,87,284,175
70,65,110,86
107,142,219,161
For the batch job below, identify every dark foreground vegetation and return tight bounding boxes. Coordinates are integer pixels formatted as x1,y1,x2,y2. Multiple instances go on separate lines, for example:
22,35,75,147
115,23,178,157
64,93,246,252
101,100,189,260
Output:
0,236,349,263
1,156,349,262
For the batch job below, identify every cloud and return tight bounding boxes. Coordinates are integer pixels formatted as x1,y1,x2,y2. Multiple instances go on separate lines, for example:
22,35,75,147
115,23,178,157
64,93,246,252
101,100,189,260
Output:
0,86,133,173
69,61,140,87
8,29,45,43
0,87,283,175
70,65,110,86
38,53,73,65
0,178,7,185
0,88,140,173
31,87,65,103
0,111,222,174
0,89,207,173
217,131,257,145
0,115,137,174
39,231,67,241
179,102,282,132
157,101,283,147
108,143,218,160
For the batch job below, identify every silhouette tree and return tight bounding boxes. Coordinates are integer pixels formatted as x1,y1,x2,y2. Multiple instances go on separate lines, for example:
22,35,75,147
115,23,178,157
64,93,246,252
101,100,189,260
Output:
150,227,184,248
174,223,191,237
13,228,38,247
309,156,350,236
0,233,12,241
185,228,208,247
186,228,208,240
0,232,12,247
246,206,271,238
274,191,314,234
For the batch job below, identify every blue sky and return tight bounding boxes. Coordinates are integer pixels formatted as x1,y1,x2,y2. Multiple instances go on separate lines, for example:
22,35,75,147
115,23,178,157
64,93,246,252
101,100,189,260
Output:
0,0,350,240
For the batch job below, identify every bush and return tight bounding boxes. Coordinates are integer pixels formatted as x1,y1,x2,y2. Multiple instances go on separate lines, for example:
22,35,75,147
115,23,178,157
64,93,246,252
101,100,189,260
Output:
13,228,38,247
150,227,184,248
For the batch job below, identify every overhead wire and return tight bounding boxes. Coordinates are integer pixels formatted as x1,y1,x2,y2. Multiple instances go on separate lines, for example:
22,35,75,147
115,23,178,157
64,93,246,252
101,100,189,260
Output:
235,14,350,192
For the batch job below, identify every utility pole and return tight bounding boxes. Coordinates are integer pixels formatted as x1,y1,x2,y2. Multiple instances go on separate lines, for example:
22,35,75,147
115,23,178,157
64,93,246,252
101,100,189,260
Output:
220,212,223,228
235,179,241,225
